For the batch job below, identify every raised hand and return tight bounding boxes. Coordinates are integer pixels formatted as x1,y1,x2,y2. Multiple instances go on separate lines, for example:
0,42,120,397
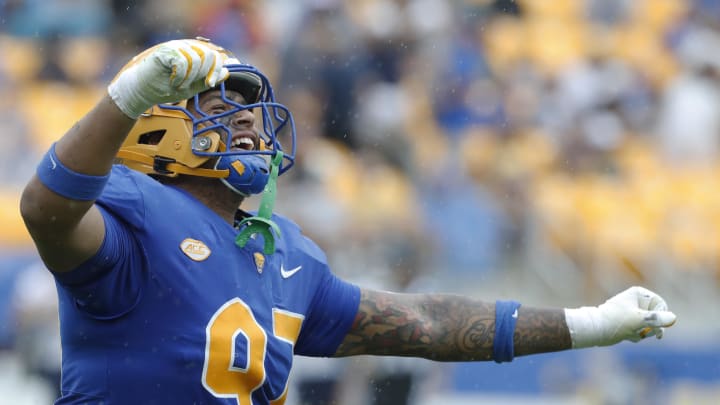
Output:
108,37,234,119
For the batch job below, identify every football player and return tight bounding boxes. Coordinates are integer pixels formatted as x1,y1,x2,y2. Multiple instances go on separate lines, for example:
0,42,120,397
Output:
20,38,677,404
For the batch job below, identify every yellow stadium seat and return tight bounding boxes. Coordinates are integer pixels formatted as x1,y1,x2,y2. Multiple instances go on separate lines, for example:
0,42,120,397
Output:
458,128,500,182
631,0,689,31
0,190,32,247
614,137,663,177
530,174,584,250
504,129,557,177
613,25,679,88
518,0,583,19
308,138,361,209
526,19,586,75
0,35,43,83
18,82,104,152
354,160,420,233
57,37,109,84
483,17,528,72
663,212,719,267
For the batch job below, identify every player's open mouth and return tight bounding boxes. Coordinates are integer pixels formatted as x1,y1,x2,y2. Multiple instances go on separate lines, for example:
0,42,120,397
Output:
231,135,256,151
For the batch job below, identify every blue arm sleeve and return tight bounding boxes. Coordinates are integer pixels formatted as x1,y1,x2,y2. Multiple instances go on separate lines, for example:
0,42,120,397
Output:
294,272,360,357
53,205,145,320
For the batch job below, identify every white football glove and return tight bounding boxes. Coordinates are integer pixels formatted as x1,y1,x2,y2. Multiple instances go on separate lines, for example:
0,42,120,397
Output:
108,38,233,119
564,286,677,349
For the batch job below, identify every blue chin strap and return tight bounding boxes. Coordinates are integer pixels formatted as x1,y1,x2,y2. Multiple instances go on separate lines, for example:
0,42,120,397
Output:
215,154,270,196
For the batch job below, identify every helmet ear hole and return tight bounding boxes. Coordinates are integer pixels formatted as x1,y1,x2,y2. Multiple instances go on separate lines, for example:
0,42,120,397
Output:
139,130,167,145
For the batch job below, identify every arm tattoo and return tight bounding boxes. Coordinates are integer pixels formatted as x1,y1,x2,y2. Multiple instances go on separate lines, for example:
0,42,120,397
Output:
334,289,571,361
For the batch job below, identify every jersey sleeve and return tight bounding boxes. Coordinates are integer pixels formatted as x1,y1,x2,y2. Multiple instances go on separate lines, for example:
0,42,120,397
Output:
293,263,360,357
53,205,146,319
52,166,148,319
268,215,361,357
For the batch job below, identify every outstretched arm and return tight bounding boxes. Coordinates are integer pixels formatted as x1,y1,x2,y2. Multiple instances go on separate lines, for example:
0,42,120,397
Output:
335,290,569,361
334,286,676,361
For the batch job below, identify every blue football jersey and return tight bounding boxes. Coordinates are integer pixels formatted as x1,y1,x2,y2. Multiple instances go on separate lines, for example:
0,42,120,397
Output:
52,165,360,404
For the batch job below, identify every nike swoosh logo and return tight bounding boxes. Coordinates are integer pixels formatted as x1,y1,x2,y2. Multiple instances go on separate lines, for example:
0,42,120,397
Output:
280,264,302,279
512,309,518,319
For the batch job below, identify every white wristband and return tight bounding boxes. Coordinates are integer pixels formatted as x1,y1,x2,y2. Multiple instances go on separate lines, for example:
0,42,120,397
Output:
108,70,152,119
564,307,604,349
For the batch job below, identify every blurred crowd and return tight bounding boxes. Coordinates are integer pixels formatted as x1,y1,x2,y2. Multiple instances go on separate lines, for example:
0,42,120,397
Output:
1,0,720,403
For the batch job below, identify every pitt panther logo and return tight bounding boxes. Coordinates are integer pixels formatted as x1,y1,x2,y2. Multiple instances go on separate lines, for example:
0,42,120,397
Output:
253,252,265,274
180,238,212,261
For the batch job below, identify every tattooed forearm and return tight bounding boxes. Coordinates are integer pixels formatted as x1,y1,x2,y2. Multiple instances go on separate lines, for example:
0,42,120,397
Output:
336,290,493,360
513,306,572,357
334,289,571,361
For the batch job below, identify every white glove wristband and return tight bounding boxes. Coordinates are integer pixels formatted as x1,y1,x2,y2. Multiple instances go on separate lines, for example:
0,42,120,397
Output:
108,63,154,119
564,306,605,349
564,286,677,349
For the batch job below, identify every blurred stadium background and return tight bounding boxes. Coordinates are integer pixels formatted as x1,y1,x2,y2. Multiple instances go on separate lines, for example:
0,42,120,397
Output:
1,0,719,404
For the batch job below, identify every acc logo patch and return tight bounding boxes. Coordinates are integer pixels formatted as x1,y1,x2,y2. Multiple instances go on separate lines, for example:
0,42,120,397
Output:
180,238,212,261
253,252,265,274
